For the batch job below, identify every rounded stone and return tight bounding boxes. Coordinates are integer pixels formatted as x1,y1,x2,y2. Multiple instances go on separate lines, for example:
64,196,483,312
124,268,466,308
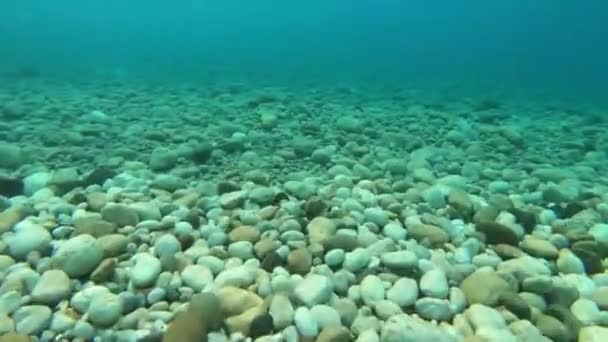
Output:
31,270,71,305
13,305,52,335
52,234,104,278
287,248,313,275
101,203,139,227
360,275,385,306
7,223,52,260
130,253,162,288
153,234,181,259
420,269,449,299
249,313,274,338
88,293,123,327
181,265,214,291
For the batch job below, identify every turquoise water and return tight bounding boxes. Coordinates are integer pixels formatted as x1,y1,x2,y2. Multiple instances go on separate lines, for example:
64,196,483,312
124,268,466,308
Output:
1,1,606,106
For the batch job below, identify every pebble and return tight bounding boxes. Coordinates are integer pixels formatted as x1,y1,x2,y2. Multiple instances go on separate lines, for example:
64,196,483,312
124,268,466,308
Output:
380,250,418,270
287,248,313,275
420,269,449,299
415,297,452,321
324,248,345,267
557,249,586,274
520,236,559,259
343,248,370,272
101,203,139,227
269,294,294,329
181,264,213,291
386,277,419,307
153,234,181,259
579,326,608,342
360,275,385,306
30,270,71,304
52,234,104,277
310,304,341,329
88,292,123,327
465,304,506,330
294,307,319,337
130,253,162,288
460,271,510,306
12,305,52,335
7,222,52,260
306,217,337,245
294,274,334,307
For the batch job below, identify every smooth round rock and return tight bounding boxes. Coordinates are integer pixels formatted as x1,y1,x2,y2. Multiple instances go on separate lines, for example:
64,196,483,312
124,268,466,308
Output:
88,293,123,327
30,270,71,304
181,265,214,291
130,253,162,288
52,234,104,277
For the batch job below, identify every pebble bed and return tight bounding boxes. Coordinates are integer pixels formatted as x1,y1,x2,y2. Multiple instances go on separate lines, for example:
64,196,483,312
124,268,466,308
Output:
1,80,608,341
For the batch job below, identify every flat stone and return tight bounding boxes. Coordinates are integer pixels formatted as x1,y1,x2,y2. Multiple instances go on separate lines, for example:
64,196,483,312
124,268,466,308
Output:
475,221,519,245
520,236,559,259
73,215,116,237
31,270,71,305
380,250,418,270
101,203,139,227
497,256,551,282
407,224,450,246
229,225,260,243
219,191,246,209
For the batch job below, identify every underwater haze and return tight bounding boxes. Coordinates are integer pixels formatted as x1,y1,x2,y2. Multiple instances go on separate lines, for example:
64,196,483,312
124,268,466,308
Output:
4,2,608,341
1,0,607,105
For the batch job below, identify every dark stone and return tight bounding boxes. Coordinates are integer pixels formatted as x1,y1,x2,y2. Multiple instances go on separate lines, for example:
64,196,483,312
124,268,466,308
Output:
475,221,520,246
571,242,604,274
272,191,290,204
305,196,326,219
120,292,146,314
323,235,359,252
542,187,565,203
473,206,500,225
261,252,284,273
499,292,530,320
185,209,201,229
189,142,213,164
83,167,116,186
217,180,240,194
545,304,583,341
0,174,24,197
178,233,195,251
190,292,222,331
563,202,586,218
546,283,580,308
509,208,537,233
249,313,274,338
